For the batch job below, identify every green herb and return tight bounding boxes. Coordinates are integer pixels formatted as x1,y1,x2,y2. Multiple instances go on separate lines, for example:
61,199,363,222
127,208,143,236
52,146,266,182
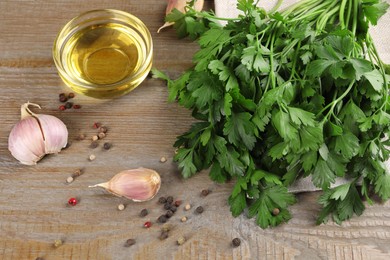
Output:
154,0,390,228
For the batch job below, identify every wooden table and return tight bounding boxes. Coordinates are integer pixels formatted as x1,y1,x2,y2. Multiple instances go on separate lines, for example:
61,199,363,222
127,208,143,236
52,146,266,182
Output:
1,1,390,259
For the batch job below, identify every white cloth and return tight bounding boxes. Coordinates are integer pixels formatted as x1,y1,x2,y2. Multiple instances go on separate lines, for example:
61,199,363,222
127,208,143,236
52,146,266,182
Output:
214,0,390,192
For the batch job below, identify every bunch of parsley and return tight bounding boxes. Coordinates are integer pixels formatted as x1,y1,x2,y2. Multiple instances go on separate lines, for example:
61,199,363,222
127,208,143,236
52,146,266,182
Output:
153,0,390,228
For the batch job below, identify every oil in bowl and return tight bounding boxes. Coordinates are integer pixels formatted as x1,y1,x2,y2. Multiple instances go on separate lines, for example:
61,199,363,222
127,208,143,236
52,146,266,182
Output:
53,9,153,99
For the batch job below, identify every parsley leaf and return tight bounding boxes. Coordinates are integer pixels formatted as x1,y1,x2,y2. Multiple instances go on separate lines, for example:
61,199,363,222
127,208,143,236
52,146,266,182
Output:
248,185,296,228
223,112,258,150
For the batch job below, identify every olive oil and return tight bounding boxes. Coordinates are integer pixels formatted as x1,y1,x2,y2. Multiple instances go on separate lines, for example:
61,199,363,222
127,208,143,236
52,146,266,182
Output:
53,10,153,98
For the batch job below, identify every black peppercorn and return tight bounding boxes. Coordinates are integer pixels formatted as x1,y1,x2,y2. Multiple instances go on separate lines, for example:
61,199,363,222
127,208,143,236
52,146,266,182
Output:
158,215,167,223
170,205,177,212
124,238,136,247
165,210,174,218
103,142,112,150
68,93,75,99
90,141,98,149
139,208,148,217
201,189,211,196
166,196,174,204
195,206,204,214
158,196,167,204
164,202,172,210
232,238,241,247
65,102,73,109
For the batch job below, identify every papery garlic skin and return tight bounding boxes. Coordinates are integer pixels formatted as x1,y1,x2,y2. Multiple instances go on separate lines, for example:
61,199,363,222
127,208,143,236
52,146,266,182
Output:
157,0,204,33
8,102,68,165
90,168,161,202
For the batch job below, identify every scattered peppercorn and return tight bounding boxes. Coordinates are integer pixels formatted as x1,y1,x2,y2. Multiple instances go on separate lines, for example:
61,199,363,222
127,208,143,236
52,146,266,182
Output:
157,215,167,223
68,93,75,99
73,104,81,109
143,221,152,228
181,216,187,222
158,197,167,204
164,203,172,210
161,223,172,232
98,132,106,139
99,126,108,133
59,105,66,111
90,141,99,149
124,238,136,247
66,176,74,184
71,169,83,178
76,134,85,141
174,200,182,207
184,204,191,211
93,122,101,129
177,236,186,245
53,239,63,248
159,231,169,240
160,156,167,163
68,198,77,206
118,204,125,211
140,208,149,217
195,206,204,214
89,154,96,161
166,196,174,204
165,210,174,218
272,208,280,216
170,205,177,212
232,238,241,247
65,102,73,109
35,257,44,260
59,94,68,102
92,135,98,141
103,142,112,150
201,189,211,196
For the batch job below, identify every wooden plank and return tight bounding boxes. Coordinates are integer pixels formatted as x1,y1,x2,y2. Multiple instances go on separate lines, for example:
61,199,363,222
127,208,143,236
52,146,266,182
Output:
0,0,390,259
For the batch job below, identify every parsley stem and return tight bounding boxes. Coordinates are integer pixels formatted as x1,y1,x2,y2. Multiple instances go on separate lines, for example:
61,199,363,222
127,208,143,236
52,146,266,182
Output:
270,0,284,14
367,35,389,112
345,0,352,29
351,0,358,36
339,0,348,29
316,2,340,32
319,81,355,122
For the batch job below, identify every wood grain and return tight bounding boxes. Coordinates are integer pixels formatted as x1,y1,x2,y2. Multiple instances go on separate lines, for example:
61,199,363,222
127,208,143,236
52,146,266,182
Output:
1,1,390,259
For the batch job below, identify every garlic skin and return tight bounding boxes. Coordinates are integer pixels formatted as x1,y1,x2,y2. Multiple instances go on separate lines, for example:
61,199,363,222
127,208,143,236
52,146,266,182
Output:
89,168,161,202
8,102,68,165
157,0,204,33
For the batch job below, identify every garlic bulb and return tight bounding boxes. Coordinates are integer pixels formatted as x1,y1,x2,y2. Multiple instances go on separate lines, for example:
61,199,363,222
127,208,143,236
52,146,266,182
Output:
157,0,204,33
8,102,68,165
89,168,161,202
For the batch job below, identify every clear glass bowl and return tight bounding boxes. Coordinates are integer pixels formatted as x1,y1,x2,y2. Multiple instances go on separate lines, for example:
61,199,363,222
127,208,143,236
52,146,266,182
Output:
53,9,153,99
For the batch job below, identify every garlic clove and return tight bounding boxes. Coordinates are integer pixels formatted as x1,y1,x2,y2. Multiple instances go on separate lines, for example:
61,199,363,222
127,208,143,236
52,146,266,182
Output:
89,168,161,202
157,0,204,33
8,102,69,165
8,117,46,165
36,114,68,154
